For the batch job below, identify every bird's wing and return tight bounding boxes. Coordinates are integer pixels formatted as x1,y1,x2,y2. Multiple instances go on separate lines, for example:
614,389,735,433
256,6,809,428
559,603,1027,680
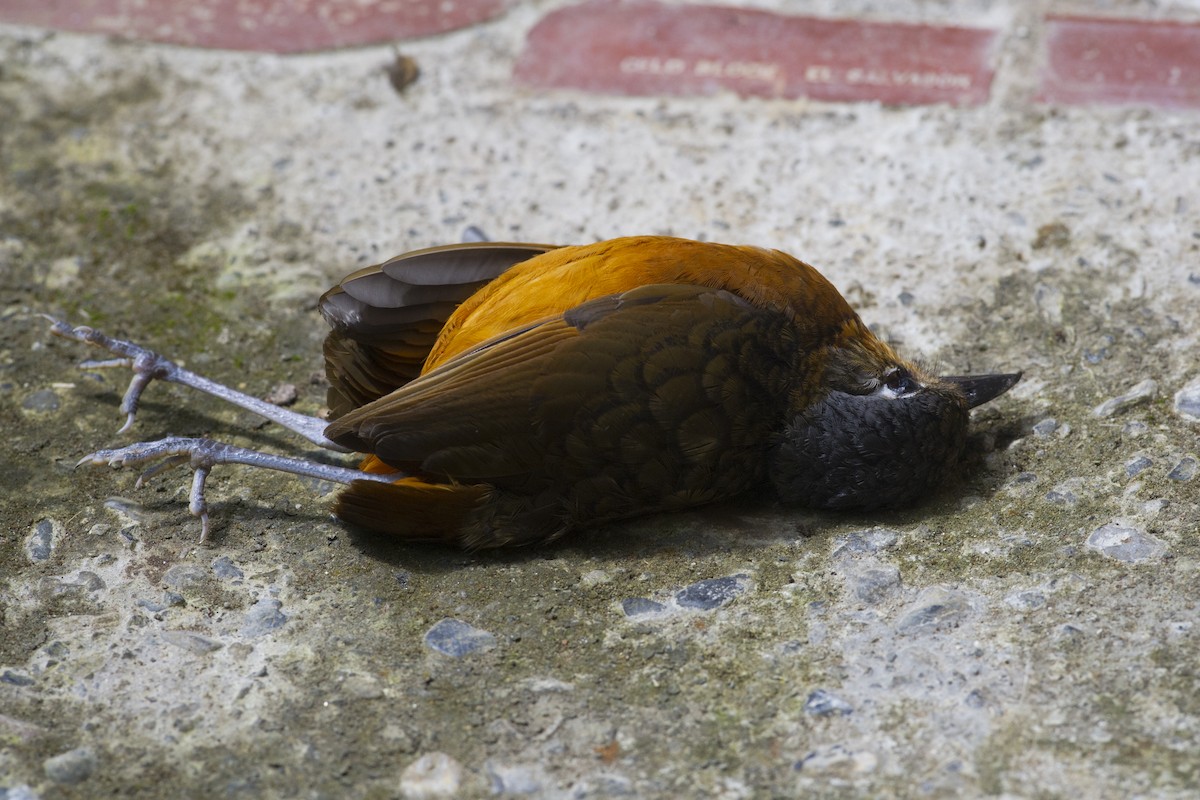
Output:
324,283,794,485
318,242,559,418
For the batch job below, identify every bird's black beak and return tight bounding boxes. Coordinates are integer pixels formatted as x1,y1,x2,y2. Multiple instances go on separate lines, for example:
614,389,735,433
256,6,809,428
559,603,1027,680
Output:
942,372,1023,409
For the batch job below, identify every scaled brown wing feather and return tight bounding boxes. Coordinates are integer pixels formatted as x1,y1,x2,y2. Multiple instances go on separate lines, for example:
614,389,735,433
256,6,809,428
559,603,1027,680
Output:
325,310,583,478
319,242,559,418
325,284,780,485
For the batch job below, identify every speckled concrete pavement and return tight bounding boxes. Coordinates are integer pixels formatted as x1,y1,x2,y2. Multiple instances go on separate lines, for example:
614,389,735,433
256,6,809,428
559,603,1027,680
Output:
2,2,1199,798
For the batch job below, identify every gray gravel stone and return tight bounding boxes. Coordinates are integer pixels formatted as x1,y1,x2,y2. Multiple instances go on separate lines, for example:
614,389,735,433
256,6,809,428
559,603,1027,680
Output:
794,743,878,775
804,689,853,716
1092,379,1156,418
1174,377,1200,422
485,762,544,795
675,575,748,610
241,598,288,637
1124,455,1153,477
400,752,464,798
848,565,901,604
832,528,899,555
1032,417,1058,437
896,588,972,635
211,556,244,580
0,785,40,800
1,669,35,686
1045,486,1078,506
1167,457,1196,481
25,519,55,562
1005,590,1046,611
424,618,496,657
162,564,207,590
1123,420,1148,436
21,388,60,412
621,597,665,617
1086,523,1166,563
73,571,105,592
43,747,96,784
161,630,224,654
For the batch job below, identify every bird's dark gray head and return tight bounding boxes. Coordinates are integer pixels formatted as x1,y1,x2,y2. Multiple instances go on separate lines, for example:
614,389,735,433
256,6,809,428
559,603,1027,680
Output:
769,364,1020,510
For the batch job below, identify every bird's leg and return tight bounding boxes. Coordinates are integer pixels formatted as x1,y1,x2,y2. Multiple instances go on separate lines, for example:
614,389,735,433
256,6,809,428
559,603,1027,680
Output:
81,436,399,542
47,317,348,452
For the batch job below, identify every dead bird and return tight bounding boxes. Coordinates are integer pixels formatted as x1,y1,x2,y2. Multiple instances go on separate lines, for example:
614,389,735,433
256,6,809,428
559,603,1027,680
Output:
50,235,1020,548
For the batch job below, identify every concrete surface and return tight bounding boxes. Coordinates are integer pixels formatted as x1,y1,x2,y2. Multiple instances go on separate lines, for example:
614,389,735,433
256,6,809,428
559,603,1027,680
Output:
2,1,1199,798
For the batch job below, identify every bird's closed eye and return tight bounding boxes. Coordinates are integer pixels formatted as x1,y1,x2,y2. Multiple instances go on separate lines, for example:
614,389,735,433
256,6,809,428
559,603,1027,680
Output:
881,367,919,397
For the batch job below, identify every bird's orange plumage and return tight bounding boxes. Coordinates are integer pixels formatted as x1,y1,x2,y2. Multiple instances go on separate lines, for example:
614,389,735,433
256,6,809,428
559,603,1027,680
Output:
423,236,866,370
319,236,910,546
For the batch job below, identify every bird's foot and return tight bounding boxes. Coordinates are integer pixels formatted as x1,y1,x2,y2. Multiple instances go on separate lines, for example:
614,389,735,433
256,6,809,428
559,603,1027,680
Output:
79,435,400,541
80,436,234,542
47,317,182,433
47,316,343,449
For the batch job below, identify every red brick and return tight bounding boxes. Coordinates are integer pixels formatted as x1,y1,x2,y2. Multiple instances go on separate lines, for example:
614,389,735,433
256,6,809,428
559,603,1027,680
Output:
514,0,998,106
0,0,509,53
1039,16,1200,109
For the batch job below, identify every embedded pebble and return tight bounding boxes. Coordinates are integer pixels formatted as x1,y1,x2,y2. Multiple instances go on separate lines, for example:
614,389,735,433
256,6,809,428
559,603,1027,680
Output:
1141,498,1169,516
400,752,464,799
1005,590,1046,611
161,630,223,654
621,597,666,617
1031,418,1058,437
1,784,38,800
1123,420,1148,436
1092,379,1156,418
211,556,244,581
1174,378,1200,422
162,564,207,590
2,669,35,686
1044,487,1077,506
896,588,972,635
43,747,96,784
794,744,878,775
804,689,853,716
423,618,496,657
675,575,748,610
847,565,901,605
1086,523,1166,563
580,569,610,587
1167,457,1196,481
21,388,60,412
571,775,635,796
70,571,105,593
1005,472,1038,495
1125,455,1153,477
262,382,298,406
25,519,56,562
832,528,899,555
485,762,544,795
104,496,151,524
241,598,288,637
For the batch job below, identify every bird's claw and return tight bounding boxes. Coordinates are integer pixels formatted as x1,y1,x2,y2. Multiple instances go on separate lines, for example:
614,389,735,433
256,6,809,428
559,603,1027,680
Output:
77,437,223,542
47,316,180,433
